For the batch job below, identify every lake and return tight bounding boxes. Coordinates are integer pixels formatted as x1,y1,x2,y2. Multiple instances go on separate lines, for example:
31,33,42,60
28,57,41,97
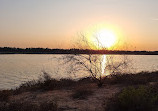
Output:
0,54,158,89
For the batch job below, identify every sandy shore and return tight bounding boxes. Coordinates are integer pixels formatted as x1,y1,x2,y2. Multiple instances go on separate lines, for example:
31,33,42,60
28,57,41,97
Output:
8,84,123,111
1,71,158,111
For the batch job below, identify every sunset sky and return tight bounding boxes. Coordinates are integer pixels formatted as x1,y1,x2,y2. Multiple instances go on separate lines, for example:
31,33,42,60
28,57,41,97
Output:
0,0,158,51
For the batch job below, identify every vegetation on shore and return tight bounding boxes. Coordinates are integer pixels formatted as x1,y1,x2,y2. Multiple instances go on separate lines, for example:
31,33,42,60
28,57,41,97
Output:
0,47,158,54
0,71,158,111
105,85,158,111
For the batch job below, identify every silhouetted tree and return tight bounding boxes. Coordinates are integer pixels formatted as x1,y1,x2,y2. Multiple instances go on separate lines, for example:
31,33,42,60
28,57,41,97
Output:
62,33,129,87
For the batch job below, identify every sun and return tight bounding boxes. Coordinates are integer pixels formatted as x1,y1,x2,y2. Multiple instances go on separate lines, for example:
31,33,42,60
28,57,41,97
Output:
94,29,117,49
84,24,122,49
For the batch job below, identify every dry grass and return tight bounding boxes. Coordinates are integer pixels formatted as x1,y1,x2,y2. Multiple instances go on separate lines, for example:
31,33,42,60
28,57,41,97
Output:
104,71,158,85
71,85,94,99
0,100,58,111
0,71,158,111
13,71,158,95
0,90,13,102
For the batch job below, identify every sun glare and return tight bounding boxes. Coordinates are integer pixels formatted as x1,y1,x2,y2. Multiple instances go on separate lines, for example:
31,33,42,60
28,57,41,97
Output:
94,29,116,48
85,24,122,49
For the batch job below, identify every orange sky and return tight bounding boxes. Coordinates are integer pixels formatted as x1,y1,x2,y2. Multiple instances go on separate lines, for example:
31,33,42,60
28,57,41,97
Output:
0,0,158,51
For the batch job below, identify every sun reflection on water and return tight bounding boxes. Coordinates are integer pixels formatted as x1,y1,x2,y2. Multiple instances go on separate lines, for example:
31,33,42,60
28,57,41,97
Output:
101,55,113,76
101,55,106,75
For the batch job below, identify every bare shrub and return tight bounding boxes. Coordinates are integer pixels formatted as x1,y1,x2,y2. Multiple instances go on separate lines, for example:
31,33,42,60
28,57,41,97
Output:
62,34,129,87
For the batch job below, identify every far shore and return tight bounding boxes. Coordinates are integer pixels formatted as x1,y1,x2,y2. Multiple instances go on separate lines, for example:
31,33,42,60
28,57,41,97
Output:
0,47,158,55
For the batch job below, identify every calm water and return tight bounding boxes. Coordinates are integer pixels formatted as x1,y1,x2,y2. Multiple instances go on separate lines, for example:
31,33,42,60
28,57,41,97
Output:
0,54,158,89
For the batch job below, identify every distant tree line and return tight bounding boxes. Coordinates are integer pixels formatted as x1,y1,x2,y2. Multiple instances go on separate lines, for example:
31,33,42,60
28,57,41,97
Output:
0,47,158,55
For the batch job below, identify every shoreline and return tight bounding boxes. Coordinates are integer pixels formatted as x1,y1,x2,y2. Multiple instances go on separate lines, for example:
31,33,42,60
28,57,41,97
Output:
0,71,158,110
0,47,158,55
0,53,158,55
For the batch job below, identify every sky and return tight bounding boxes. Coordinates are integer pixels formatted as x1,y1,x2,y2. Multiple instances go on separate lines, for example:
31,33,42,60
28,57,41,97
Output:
0,0,158,50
